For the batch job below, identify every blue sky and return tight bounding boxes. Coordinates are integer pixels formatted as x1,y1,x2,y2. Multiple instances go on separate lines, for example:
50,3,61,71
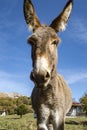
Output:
0,0,87,101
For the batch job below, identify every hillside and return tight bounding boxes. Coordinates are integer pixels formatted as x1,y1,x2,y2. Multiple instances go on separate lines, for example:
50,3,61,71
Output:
0,94,32,115
0,92,22,98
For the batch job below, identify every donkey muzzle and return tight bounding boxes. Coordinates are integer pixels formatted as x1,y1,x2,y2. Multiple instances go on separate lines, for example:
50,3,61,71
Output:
30,70,50,86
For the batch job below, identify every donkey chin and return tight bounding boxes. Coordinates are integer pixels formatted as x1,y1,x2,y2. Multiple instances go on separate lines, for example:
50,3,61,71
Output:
30,69,51,88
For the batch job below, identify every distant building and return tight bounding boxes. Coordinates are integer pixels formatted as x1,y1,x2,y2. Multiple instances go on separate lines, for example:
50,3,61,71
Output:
67,102,85,116
0,110,6,116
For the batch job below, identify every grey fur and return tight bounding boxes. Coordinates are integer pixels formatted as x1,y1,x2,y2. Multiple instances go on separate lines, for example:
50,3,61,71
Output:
24,0,73,130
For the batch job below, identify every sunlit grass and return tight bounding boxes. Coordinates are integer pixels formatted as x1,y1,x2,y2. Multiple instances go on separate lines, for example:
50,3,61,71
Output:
0,114,87,130
0,113,37,130
65,116,87,130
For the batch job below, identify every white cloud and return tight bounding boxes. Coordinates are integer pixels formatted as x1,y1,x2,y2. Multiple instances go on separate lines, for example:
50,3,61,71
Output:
59,69,87,85
0,71,32,96
69,17,87,43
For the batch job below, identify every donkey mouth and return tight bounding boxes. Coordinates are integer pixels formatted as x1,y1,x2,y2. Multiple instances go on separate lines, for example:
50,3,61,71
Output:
30,71,50,87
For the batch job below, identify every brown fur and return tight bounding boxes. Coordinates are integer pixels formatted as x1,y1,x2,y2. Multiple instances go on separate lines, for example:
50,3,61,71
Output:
23,0,73,130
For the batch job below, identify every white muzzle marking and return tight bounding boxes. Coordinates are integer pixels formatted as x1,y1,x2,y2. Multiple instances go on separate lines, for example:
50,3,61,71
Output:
35,56,50,74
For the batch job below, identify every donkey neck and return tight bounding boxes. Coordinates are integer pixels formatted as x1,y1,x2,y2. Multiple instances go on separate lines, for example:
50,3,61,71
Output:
37,74,58,108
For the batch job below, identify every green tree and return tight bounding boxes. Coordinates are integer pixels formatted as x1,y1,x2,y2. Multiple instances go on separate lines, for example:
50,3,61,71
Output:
0,96,31,115
0,97,17,115
16,96,30,106
80,93,87,115
16,104,29,118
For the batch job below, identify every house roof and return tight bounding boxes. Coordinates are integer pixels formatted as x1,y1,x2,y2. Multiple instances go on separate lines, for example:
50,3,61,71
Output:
72,102,82,107
0,110,6,112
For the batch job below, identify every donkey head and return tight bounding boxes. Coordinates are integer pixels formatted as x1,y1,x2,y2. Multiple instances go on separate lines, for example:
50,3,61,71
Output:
24,0,73,87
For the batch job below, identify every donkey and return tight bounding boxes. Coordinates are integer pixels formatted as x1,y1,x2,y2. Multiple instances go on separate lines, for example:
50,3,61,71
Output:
24,0,73,130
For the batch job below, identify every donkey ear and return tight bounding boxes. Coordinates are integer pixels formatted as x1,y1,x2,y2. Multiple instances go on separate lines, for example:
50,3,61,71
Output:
50,0,73,32
23,0,41,32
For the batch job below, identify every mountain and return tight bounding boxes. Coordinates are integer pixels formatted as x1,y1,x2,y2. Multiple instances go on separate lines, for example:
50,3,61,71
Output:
0,92,22,98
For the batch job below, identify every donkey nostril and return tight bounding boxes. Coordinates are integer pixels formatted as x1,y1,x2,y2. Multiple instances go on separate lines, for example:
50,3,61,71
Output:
46,72,50,79
30,71,35,81
30,70,50,83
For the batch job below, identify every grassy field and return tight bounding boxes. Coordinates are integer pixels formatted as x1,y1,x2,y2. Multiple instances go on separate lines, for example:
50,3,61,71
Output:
0,113,87,130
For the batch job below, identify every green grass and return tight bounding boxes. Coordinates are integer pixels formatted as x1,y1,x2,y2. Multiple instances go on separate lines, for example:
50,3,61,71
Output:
65,117,87,130
0,113,37,130
0,113,87,130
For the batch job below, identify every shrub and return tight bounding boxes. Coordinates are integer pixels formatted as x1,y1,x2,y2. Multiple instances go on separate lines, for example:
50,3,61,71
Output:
16,104,29,118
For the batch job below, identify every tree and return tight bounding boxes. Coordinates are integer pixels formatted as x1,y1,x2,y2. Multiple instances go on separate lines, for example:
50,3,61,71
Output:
16,104,29,118
0,96,32,115
0,97,17,115
80,93,87,116
16,96,30,106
